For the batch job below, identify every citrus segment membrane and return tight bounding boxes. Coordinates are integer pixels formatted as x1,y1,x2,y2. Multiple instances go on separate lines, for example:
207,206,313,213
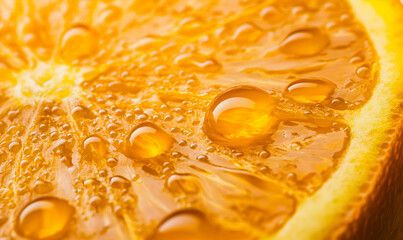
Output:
0,0,378,239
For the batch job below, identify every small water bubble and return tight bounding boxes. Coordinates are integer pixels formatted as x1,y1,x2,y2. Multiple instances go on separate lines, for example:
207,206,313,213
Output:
33,179,53,194
356,66,370,78
260,6,284,24
89,195,107,210
329,98,348,110
166,174,200,195
178,17,204,35
197,154,208,162
107,157,118,168
110,175,131,189
60,25,98,61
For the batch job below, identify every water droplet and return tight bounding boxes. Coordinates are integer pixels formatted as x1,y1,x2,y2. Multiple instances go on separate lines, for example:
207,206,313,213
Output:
83,135,108,157
15,197,75,240
71,105,95,119
196,154,208,162
33,179,53,194
84,178,101,189
166,174,200,195
89,195,107,210
98,5,123,23
178,17,204,35
110,175,131,189
130,37,164,51
178,140,187,146
8,141,21,153
125,122,175,159
122,194,138,209
356,66,370,78
149,209,214,240
232,23,262,45
328,97,348,110
287,172,297,181
60,25,98,61
107,157,118,167
284,78,336,104
260,6,284,24
280,28,329,56
155,65,170,76
259,151,270,158
203,86,277,147
350,55,363,64
174,53,222,73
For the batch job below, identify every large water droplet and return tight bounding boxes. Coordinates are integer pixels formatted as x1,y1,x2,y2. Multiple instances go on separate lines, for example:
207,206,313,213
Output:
260,6,284,24
148,209,214,240
83,135,108,158
110,175,131,189
15,197,75,240
232,23,262,45
125,122,175,159
166,174,200,195
60,25,98,61
71,105,96,119
280,28,329,56
203,86,277,147
9,141,21,153
356,66,370,78
284,78,336,104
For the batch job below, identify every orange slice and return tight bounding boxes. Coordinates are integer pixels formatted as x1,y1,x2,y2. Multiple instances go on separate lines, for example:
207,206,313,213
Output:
0,0,401,240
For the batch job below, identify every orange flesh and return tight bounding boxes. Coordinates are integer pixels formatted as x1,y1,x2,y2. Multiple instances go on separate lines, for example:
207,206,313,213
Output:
0,0,377,239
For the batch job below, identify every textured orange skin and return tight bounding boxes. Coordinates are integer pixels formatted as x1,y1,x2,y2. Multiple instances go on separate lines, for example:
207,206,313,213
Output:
334,115,403,240
327,1,403,238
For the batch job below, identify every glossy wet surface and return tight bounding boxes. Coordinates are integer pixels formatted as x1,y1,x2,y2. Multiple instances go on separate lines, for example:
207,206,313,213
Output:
0,0,376,239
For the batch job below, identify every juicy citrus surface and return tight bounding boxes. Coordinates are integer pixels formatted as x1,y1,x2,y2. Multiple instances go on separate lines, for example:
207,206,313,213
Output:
0,0,378,239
